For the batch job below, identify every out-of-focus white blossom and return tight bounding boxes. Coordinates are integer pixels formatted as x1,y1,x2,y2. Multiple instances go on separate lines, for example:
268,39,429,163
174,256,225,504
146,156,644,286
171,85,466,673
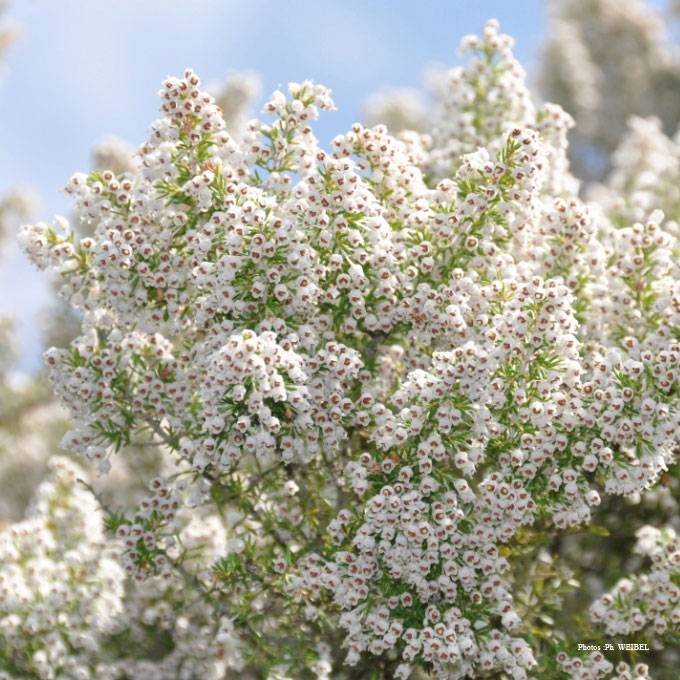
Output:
540,0,680,179
91,136,137,176
210,70,261,139
363,87,428,134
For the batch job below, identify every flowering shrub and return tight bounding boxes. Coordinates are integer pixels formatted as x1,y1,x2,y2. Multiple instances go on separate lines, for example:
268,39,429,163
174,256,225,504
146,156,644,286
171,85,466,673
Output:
10,16,680,680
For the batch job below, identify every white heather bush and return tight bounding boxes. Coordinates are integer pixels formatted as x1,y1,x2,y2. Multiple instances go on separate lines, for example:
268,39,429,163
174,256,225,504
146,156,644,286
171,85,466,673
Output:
10,17,680,680
210,70,261,140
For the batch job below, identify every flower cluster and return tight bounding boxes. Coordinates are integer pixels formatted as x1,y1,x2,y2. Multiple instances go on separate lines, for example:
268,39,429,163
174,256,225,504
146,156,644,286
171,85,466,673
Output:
590,526,680,638
429,19,536,177
0,457,125,679
557,653,650,680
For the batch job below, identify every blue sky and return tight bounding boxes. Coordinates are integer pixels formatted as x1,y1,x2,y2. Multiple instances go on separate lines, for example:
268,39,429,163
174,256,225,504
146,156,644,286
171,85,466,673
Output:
0,0,546,371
